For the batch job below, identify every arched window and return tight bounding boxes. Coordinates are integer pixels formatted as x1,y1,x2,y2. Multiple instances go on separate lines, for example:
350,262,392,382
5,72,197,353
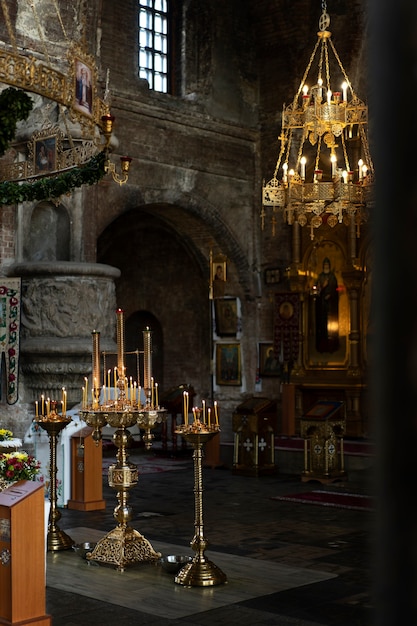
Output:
138,0,169,93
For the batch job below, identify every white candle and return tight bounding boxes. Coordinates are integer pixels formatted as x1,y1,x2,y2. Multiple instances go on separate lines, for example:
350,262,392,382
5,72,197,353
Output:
300,156,306,180
331,154,337,177
317,78,323,101
282,162,288,183
341,81,348,101
327,89,332,105
84,378,88,407
358,159,363,180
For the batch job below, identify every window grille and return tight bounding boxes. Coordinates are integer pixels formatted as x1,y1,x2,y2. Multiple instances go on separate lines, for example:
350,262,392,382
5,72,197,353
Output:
138,0,169,93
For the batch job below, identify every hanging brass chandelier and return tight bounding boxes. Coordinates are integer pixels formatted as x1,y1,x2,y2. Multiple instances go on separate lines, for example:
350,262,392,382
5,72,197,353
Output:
261,2,373,240
0,0,131,201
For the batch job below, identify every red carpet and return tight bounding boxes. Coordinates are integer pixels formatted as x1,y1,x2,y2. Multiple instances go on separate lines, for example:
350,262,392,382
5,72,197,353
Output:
272,490,374,511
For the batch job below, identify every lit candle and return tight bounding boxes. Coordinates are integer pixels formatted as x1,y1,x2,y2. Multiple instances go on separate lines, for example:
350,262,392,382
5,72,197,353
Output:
35,401,38,417
208,407,211,427
300,156,306,180
41,394,45,416
202,400,206,423
82,386,85,408
358,159,363,180
331,154,337,178
302,84,309,107
342,170,348,183
317,77,323,101
282,162,288,183
341,81,348,102
327,89,332,105
214,401,219,425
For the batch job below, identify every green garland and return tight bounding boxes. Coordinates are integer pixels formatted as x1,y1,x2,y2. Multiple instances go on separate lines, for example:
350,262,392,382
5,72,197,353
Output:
0,150,107,205
0,87,33,157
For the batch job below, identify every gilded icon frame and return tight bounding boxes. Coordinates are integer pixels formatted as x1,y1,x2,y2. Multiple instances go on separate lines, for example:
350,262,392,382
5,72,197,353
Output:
216,343,241,386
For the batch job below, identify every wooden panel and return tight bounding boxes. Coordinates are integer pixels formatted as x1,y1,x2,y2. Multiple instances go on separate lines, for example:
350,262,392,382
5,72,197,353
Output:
68,428,105,511
0,481,51,625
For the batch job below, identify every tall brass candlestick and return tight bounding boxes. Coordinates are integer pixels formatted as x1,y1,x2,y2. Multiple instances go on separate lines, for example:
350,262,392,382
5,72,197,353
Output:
174,425,227,587
80,311,166,570
36,403,73,551
92,330,101,411
143,326,152,406
116,308,125,380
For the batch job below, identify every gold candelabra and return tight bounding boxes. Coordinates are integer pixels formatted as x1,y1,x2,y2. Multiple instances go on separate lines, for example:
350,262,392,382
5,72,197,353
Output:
261,2,373,240
80,309,166,570
174,401,227,587
35,400,74,551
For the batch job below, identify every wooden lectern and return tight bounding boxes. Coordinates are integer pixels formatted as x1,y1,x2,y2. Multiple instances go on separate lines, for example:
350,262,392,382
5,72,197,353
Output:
300,400,347,484
67,427,106,511
0,480,51,626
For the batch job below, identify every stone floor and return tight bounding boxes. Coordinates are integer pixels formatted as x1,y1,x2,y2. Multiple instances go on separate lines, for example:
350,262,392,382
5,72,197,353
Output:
45,443,374,625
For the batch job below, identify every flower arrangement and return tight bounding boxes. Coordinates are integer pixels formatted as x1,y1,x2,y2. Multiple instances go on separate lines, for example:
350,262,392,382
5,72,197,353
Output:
0,429,13,441
0,451,41,489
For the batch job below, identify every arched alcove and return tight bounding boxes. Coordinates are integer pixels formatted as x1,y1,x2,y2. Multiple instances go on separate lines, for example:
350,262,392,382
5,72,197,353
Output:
24,202,70,261
97,207,211,399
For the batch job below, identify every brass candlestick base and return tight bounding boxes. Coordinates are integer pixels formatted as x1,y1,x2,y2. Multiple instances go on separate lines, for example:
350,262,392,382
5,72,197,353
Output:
36,414,74,551
81,410,162,571
174,426,227,587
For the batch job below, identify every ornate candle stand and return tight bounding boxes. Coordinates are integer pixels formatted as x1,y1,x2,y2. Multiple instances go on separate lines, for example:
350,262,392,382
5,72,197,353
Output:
35,406,74,551
80,383,166,571
174,423,227,587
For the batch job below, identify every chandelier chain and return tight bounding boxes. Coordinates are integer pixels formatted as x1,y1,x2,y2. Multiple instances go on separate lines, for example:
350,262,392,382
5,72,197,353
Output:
27,0,53,66
0,0,17,52
51,0,69,42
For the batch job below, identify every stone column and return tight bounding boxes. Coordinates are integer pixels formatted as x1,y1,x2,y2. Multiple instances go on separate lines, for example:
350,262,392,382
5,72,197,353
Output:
6,261,120,407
